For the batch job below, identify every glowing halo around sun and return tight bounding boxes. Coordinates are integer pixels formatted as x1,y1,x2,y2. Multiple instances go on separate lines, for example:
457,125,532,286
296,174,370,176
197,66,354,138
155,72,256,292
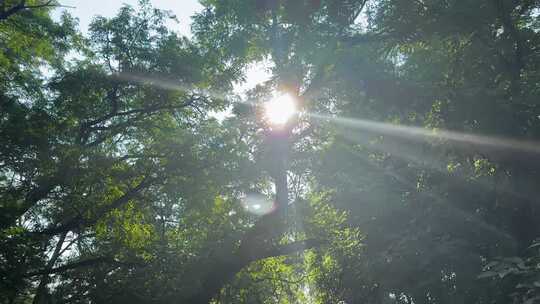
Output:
264,93,297,126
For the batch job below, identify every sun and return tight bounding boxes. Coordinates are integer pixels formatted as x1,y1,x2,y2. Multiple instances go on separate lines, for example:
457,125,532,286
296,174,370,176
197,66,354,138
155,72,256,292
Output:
264,93,297,126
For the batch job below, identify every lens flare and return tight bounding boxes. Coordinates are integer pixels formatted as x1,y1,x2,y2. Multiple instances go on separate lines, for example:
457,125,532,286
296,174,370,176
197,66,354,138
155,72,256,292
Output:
264,94,297,125
240,193,276,216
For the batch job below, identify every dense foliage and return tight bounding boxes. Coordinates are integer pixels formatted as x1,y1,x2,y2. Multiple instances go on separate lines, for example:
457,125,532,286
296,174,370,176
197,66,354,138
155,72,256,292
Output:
1,0,540,303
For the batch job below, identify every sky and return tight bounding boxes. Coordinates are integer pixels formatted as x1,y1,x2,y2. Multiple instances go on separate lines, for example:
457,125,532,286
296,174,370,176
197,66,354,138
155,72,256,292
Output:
54,0,271,95
55,0,203,37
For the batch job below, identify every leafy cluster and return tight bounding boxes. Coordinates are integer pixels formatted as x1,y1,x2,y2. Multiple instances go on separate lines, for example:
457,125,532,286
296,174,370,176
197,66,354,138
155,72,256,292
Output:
2,0,540,303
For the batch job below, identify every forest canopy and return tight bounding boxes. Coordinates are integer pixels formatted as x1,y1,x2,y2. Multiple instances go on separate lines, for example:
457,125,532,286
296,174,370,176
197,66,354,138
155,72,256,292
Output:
2,0,540,303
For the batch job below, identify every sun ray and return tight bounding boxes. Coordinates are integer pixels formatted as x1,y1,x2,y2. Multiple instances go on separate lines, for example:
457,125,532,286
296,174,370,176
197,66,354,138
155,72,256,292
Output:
309,113,540,155
310,113,539,202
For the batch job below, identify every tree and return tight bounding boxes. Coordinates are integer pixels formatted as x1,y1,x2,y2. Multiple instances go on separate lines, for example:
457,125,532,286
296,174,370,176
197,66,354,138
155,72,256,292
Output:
3,0,540,303
1,1,360,303
193,0,540,303
310,0,540,302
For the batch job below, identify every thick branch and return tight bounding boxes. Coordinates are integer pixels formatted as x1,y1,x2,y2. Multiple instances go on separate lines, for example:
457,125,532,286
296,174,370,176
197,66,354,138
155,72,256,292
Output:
0,0,25,20
186,205,325,304
39,176,154,235
0,173,67,230
258,239,324,261
32,232,67,304
24,257,133,277
185,237,324,304
79,95,199,146
0,0,67,21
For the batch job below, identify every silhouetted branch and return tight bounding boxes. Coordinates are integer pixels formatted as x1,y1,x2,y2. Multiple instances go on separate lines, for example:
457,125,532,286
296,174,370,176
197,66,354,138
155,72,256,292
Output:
24,257,140,277
0,0,73,21
39,176,155,235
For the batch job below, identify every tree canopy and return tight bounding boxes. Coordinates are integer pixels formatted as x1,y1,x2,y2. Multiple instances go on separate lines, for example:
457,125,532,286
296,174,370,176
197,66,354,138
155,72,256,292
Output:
2,0,540,303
